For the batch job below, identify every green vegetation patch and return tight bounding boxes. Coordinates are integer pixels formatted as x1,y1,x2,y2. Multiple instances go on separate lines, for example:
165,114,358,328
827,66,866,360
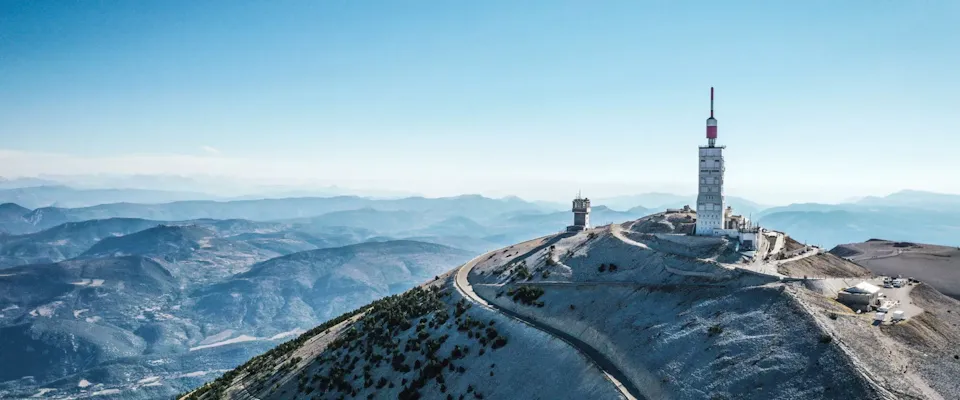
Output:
507,285,545,307
184,284,512,400
180,304,367,399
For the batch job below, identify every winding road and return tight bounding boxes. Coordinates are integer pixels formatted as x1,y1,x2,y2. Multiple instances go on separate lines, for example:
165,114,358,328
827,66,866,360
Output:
453,246,643,400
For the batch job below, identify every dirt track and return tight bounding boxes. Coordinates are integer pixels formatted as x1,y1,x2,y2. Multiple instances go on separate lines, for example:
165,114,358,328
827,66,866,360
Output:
778,253,873,279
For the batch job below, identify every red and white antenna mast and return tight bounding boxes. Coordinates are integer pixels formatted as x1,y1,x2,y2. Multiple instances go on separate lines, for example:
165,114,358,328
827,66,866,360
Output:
706,87,718,147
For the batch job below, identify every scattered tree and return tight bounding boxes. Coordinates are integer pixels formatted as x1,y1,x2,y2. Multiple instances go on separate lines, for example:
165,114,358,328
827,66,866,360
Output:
507,286,545,306
707,324,723,336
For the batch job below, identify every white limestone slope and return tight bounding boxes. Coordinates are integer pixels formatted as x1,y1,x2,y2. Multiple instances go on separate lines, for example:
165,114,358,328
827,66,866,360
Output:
462,216,950,400
423,285,623,400
197,271,623,400
455,250,638,399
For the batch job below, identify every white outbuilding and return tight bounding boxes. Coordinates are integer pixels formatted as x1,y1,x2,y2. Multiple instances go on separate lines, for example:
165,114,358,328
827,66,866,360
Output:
838,282,882,311
874,312,886,323
892,310,906,321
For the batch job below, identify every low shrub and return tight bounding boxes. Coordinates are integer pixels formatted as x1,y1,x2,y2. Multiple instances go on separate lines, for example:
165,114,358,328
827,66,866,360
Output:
707,324,723,336
506,285,545,306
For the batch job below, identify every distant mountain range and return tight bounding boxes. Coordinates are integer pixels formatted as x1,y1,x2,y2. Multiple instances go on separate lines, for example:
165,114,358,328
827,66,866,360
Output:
856,189,960,210
0,218,470,399
0,217,381,269
0,185,222,209
0,175,419,205
758,191,960,248
2,186,959,252
0,177,61,189
570,190,960,248
596,193,767,217
0,194,555,234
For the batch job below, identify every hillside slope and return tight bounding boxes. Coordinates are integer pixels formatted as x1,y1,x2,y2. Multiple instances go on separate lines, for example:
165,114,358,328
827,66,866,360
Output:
184,213,960,399
184,274,622,400
0,239,473,400
465,228,878,400
830,240,960,300
191,241,474,333
0,217,378,270
0,218,161,267
78,224,281,286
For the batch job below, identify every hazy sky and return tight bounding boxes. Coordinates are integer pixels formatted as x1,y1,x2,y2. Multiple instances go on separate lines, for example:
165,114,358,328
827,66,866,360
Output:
2,1,958,204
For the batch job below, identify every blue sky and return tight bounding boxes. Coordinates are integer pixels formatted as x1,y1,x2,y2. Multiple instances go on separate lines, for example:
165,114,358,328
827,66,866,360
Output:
1,1,958,204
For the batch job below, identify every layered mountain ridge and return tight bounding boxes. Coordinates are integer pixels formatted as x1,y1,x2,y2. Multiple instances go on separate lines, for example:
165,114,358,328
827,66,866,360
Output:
0,216,473,399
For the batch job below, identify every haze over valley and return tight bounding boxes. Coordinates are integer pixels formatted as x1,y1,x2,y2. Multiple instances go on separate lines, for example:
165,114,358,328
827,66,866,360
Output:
4,181,960,249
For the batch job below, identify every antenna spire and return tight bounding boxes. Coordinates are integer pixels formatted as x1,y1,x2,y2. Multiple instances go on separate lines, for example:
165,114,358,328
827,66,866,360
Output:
710,87,714,118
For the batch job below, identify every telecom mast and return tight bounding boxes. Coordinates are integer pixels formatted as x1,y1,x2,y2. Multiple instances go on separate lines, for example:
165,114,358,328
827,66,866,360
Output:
695,87,727,235
706,87,718,147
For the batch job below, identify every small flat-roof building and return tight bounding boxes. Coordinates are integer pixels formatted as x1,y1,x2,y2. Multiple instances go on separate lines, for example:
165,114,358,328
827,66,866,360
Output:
874,312,886,324
838,282,881,312
567,193,591,232
892,310,906,321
